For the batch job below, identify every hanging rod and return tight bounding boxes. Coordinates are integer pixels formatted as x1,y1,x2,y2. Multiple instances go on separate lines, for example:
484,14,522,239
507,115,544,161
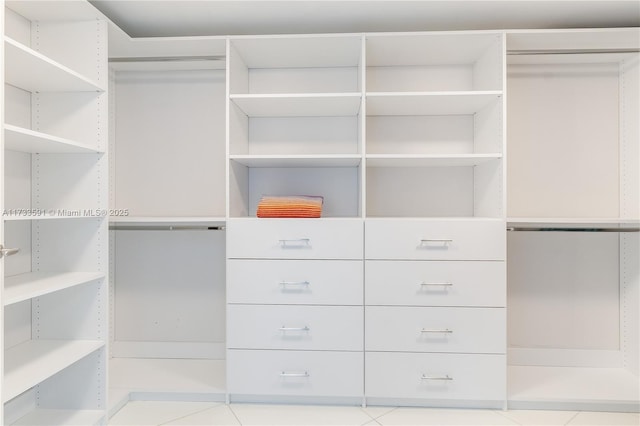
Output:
109,225,225,231
507,48,639,56
109,56,226,63
507,227,640,232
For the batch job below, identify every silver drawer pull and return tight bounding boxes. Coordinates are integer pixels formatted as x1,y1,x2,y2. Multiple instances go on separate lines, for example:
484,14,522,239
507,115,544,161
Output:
279,238,311,248
280,371,309,378
279,326,310,332
280,281,310,287
0,245,20,258
421,374,453,381
419,239,453,246
420,328,453,334
420,282,453,287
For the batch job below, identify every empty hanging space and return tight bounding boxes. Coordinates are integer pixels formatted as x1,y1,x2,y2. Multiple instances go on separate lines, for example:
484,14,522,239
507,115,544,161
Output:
506,29,640,411
228,35,363,218
365,32,504,218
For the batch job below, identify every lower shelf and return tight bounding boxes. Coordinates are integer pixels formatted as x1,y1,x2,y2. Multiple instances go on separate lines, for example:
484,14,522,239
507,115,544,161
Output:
3,340,105,402
11,409,105,426
508,365,640,411
109,357,226,401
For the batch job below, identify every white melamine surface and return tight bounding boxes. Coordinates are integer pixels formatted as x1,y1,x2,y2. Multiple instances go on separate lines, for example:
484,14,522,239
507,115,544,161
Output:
228,349,363,397
4,125,102,154
12,409,104,426
109,358,226,395
228,259,363,305
4,37,103,92
3,272,104,306
366,154,501,168
365,260,505,307
230,155,362,168
228,305,363,351
365,306,505,353
108,216,226,227
366,92,501,116
366,352,506,401
230,93,362,117
3,340,104,402
227,218,363,259
365,219,506,260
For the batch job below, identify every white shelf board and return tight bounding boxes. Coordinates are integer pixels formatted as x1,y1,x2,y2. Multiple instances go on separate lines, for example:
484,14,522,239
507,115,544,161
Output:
109,216,226,227
4,340,105,402
4,272,105,306
507,217,640,228
12,409,105,426
366,153,502,167
4,124,102,154
109,357,226,396
366,91,502,116
230,93,362,117
508,365,640,409
230,154,362,168
4,36,104,93
6,0,105,21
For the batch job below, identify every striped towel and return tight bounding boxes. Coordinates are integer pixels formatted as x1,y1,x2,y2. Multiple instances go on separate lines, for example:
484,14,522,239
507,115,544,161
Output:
257,195,324,218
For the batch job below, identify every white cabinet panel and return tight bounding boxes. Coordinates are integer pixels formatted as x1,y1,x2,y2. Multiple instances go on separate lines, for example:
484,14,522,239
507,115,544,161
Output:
366,307,505,354
365,260,505,307
228,350,363,397
228,259,362,305
227,218,363,259
365,219,505,260
366,352,505,401
228,305,363,351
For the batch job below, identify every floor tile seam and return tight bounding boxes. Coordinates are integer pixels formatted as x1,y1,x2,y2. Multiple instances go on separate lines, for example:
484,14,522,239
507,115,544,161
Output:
157,403,226,426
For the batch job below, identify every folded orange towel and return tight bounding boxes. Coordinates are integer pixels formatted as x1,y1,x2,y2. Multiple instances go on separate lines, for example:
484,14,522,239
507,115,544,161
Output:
257,195,324,218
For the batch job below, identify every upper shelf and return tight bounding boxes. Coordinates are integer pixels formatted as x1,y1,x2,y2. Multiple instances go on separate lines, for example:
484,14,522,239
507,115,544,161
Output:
366,91,502,116
230,154,362,168
4,124,103,154
230,93,362,117
4,272,105,306
507,217,640,229
367,154,502,167
4,36,104,93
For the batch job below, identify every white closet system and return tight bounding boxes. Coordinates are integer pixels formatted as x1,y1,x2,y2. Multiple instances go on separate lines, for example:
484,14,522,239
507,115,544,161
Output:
1,1,638,423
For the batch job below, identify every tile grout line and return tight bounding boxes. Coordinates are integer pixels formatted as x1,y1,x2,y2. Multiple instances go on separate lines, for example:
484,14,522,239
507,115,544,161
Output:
156,402,225,426
228,403,245,426
492,408,524,425
564,411,581,425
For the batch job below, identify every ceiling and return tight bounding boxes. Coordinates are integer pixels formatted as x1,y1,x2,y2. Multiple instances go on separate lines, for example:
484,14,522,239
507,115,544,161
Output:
90,1,640,38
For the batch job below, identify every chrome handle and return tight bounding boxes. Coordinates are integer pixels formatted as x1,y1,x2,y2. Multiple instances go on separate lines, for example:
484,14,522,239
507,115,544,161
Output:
420,282,453,287
279,238,311,248
0,245,20,259
420,328,453,334
419,239,453,246
280,281,310,287
280,371,309,378
279,326,310,332
421,374,453,381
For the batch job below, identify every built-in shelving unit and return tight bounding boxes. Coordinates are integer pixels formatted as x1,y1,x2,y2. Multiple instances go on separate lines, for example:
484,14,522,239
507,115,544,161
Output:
2,1,108,424
506,28,640,411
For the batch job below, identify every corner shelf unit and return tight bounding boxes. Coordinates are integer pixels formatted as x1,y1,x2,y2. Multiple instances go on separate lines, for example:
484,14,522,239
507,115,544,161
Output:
2,1,108,424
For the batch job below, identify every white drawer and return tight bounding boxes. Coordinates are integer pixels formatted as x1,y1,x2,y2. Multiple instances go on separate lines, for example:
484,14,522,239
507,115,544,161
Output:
365,260,505,307
366,352,505,401
365,219,505,260
228,259,363,305
228,305,363,351
228,349,363,397
365,307,505,353
227,218,363,259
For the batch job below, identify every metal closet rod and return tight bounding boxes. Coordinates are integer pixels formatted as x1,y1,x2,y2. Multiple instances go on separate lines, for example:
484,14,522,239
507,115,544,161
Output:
109,225,225,231
507,48,640,55
109,56,226,63
507,227,640,232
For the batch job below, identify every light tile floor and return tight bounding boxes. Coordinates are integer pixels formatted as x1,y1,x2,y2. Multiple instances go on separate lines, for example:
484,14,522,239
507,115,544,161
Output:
109,401,640,426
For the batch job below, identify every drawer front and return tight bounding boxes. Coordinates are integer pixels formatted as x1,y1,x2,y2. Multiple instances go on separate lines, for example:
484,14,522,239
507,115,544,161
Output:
227,218,363,259
365,260,505,307
366,307,505,353
228,305,363,351
366,352,505,401
228,349,363,397
365,219,505,260
228,259,363,305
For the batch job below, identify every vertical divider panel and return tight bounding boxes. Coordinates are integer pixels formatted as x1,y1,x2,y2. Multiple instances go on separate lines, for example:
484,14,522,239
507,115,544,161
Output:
360,34,367,219
0,2,5,421
473,35,504,91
